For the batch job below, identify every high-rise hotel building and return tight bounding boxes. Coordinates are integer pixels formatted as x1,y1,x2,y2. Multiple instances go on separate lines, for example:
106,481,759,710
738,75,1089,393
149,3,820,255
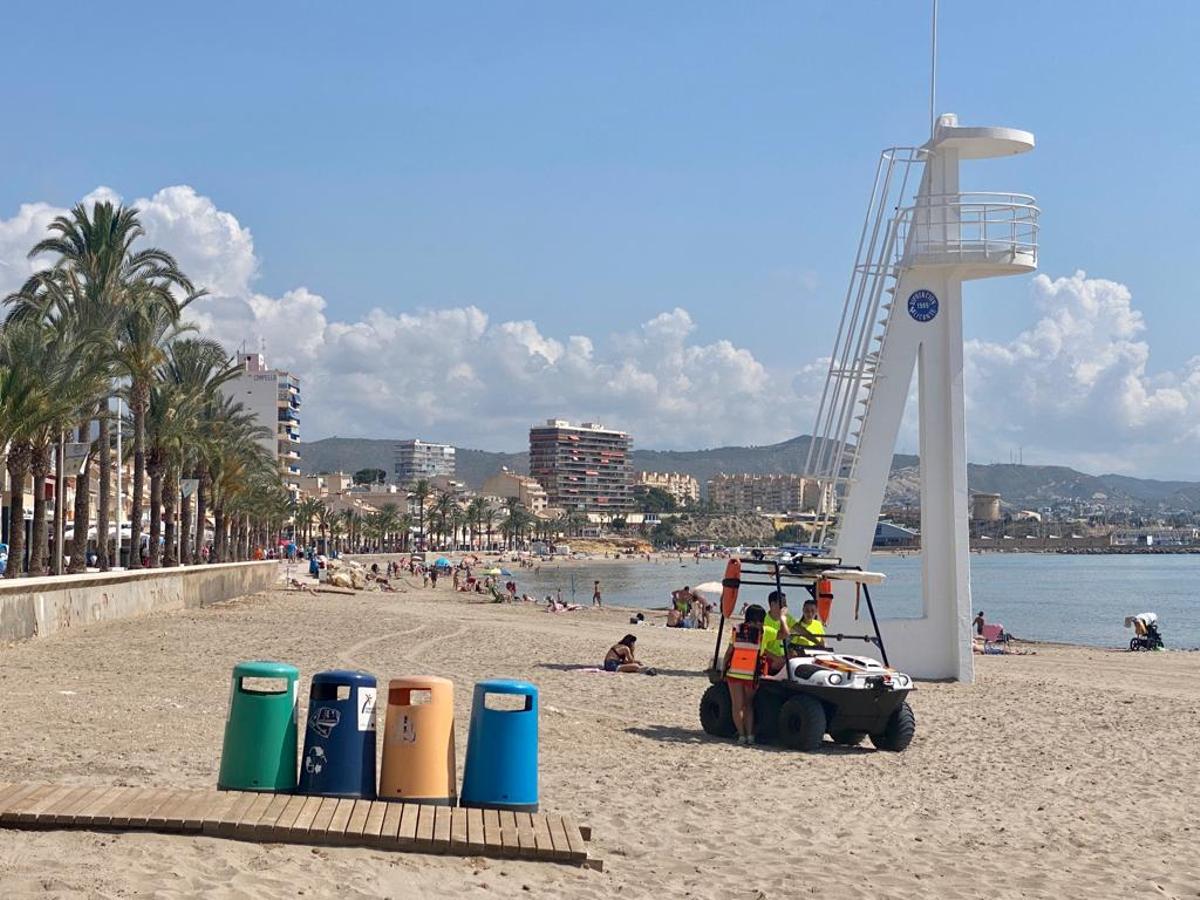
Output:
224,353,301,491
394,439,456,486
529,420,633,514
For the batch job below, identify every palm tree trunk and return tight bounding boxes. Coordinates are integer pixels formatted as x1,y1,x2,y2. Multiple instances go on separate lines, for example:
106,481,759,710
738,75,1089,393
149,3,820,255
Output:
194,464,208,563
163,463,178,567
67,427,94,575
96,401,111,571
29,444,50,576
180,486,193,565
128,383,148,569
148,452,163,568
6,440,32,578
213,504,225,563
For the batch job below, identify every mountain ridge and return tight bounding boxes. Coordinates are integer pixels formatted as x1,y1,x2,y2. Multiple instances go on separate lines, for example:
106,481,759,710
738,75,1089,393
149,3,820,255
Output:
299,436,1200,511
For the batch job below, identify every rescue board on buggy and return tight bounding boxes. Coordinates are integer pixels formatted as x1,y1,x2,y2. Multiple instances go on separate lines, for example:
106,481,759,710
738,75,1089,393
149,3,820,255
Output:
700,551,916,752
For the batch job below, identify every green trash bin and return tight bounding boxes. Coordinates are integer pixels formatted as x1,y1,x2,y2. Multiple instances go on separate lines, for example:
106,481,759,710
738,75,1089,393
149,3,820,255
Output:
218,660,300,792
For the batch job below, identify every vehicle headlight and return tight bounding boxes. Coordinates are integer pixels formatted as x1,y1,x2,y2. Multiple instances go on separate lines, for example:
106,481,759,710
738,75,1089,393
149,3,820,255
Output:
827,672,844,685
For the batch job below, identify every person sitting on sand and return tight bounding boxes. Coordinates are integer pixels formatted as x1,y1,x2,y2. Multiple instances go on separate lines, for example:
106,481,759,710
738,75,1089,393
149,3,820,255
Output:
604,635,655,674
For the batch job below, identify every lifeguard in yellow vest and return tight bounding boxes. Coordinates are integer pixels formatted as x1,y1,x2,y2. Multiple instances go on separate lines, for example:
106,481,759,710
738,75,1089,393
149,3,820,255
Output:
722,604,766,746
761,590,798,674
788,597,827,652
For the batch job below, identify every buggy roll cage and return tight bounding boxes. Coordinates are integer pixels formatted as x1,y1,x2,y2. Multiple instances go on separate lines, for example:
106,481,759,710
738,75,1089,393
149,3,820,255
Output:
709,554,891,677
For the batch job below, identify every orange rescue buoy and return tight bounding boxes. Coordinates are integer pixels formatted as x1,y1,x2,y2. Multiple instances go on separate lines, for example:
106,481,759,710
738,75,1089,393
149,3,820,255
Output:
720,558,741,618
816,578,834,624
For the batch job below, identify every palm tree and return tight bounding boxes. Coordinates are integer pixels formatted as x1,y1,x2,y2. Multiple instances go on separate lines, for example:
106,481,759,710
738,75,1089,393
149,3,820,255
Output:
22,202,195,572
410,479,431,549
295,496,323,548
151,338,239,566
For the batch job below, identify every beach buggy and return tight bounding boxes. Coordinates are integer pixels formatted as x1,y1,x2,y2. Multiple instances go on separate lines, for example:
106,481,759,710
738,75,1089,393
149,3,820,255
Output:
700,552,916,752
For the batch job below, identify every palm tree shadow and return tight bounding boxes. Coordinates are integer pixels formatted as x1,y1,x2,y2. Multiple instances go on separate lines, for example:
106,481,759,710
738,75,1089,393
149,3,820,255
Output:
534,663,703,678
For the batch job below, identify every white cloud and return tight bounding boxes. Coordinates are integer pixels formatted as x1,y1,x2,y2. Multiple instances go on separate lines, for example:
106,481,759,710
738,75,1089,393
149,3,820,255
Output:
2,187,1196,476
0,185,794,450
964,271,1200,477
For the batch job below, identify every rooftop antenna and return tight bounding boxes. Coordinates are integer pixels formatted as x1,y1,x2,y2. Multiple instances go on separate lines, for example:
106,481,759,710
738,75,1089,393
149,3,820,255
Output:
929,0,938,138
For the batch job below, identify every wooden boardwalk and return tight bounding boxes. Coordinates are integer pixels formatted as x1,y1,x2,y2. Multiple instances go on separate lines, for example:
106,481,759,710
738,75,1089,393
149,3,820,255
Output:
0,783,597,868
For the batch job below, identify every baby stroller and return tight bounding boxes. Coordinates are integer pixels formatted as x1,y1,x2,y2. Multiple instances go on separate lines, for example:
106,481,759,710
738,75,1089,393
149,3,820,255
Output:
1124,612,1164,651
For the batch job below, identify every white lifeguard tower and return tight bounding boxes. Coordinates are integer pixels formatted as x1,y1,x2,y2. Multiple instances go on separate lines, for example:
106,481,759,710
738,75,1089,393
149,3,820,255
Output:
805,113,1039,681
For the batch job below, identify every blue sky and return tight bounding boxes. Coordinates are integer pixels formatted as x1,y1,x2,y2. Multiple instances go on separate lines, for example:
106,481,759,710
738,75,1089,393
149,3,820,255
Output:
1,2,1198,476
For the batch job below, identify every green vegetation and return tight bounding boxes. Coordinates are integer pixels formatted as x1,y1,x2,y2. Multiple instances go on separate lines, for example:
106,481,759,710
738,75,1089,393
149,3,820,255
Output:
353,467,387,485
1,202,291,575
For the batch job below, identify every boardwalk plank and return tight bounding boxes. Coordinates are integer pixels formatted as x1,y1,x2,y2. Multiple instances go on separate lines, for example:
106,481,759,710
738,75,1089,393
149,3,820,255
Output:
514,812,537,859
482,808,502,855
448,807,469,854
46,786,100,826
432,806,451,854
0,784,47,823
326,799,356,843
396,802,419,850
361,800,387,844
26,785,83,825
343,799,371,843
232,792,275,838
532,812,555,859
561,815,588,862
415,804,436,851
309,797,340,835
288,796,324,838
379,801,404,848
465,806,486,855
499,811,519,858
265,795,308,842
200,790,245,836
250,794,293,841
215,791,261,838
73,786,127,825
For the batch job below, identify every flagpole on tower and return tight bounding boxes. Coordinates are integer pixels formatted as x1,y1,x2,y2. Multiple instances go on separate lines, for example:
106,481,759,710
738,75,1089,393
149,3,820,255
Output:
930,0,939,137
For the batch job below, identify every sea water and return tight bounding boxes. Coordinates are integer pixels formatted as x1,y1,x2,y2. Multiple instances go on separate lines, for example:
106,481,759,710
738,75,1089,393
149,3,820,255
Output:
517,553,1200,650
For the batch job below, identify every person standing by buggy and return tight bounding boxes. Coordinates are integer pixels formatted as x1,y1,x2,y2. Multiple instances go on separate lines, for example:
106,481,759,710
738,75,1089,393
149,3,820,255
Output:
722,604,767,745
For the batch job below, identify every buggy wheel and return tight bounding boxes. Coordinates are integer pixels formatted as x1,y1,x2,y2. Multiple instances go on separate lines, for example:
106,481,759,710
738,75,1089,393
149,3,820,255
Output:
699,682,736,738
869,700,916,752
776,694,826,751
829,730,867,747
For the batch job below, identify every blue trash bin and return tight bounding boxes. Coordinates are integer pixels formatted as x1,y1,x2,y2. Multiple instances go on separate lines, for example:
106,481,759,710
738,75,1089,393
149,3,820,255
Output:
297,670,378,799
460,679,539,812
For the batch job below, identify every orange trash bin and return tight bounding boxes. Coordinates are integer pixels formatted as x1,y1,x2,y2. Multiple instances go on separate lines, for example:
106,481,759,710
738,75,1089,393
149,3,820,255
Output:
378,675,457,806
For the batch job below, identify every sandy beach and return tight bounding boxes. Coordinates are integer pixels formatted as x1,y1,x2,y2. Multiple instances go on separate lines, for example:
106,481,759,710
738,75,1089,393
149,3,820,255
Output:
1,566,1198,899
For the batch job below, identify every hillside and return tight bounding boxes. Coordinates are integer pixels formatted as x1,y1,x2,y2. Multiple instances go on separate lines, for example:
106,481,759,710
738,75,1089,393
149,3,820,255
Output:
299,436,1200,512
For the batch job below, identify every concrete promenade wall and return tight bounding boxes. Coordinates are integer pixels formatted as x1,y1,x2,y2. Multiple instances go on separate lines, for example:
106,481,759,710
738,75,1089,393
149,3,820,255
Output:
0,561,279,643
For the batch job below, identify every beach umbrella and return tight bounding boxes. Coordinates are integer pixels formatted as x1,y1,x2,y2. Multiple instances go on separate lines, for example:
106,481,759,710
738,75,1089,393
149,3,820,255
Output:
434,557,452,568
483,567,503,576
500,569,513,577
693,581,724,596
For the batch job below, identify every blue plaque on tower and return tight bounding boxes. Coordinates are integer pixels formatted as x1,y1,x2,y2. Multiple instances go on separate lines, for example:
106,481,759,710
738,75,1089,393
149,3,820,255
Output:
907,289,939,322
